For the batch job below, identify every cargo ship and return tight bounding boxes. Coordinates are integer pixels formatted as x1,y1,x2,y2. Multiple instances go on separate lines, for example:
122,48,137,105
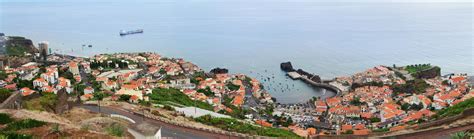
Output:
119,29,143,36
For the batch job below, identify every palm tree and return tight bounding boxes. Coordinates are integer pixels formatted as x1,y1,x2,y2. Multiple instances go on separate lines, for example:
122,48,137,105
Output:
450,131,473,139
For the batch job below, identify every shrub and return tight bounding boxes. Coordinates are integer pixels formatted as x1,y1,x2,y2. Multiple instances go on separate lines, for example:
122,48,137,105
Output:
197,87,215,97
0,113,14,124
0,131,33,139
5,119,46,131
435,97,474,119
148,88,213,110
391,79,430,95
370,117,381,123
194,115,299,137
105,123,125,137
39,93,58,112
163,105,175,111
226,83,240,91
0,88,12,102
343,130,353,134
118,94,131,102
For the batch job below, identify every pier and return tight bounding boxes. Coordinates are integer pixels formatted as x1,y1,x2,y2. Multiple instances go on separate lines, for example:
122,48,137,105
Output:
281,62,342,97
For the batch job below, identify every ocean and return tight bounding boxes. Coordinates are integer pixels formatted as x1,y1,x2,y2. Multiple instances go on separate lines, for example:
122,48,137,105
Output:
1,0,472,103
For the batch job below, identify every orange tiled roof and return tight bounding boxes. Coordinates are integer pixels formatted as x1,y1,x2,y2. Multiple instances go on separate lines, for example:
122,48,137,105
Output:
354,124,365,130
353,129,369,135
341,124,352,131
255,120,272,127
390,125,406,132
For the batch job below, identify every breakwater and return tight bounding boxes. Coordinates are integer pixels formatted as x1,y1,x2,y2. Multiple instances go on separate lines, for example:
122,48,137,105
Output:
280,62,342,97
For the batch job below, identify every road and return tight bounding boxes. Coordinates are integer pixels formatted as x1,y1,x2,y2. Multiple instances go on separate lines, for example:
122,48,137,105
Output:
242,81,261,120
377,123,474,139
79,105,240,139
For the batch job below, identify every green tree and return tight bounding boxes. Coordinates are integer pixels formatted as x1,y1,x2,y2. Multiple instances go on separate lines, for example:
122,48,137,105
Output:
39,93,58,113
197,87,215,97
93,92,106,101
118,94,131,101
0,71,8,80
0,88,12,102
370,117,381,123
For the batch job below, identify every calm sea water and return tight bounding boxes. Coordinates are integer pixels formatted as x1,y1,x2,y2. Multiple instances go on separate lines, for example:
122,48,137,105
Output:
1,0,472,103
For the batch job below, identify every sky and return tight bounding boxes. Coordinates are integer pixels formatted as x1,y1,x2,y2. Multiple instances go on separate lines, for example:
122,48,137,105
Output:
1,0,472,2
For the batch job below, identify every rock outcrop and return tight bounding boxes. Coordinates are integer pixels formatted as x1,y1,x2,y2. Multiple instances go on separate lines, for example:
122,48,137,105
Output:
210,67,229,74
280,62,295,72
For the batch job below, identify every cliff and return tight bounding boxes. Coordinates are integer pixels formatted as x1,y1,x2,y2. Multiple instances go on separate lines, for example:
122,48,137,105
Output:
412,66,441,79
5,36,39,56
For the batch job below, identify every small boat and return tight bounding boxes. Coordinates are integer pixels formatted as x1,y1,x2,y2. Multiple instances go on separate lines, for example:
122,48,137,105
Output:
88,45,92,48
120,29,144,36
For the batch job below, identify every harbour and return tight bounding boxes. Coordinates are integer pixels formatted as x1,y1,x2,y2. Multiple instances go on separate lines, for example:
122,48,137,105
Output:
1,1,471,104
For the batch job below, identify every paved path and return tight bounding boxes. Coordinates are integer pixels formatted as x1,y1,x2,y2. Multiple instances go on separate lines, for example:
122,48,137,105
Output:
79,105,240,139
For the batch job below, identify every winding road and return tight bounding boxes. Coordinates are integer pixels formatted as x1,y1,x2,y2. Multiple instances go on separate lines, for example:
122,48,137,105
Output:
79,105,240,139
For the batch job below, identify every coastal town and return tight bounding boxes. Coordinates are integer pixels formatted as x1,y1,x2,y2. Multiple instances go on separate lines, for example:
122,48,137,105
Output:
1,34,474,138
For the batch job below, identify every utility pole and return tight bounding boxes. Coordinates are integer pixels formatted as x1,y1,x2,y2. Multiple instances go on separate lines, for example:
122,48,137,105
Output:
98,98,101,116
142,106,145,121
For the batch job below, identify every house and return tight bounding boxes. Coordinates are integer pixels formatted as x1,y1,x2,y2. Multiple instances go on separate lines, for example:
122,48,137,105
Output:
84,87,94,94
102,80,118,91
4,84,17,90
33,78,48,88
326,97,342,107
56,77,72,94
116,85,144,101
341,124,352,132
390,125,406,132
81,93,94,100
68,62,80,76
81,62,91,73
122,84,139,90
255,120,272,127
41,71,58,84
315,100,328,115
353,129,369,135
169,76,195,90
41,85,55,93
20,87,35,96
402,109,434,123
74,75,82,83
354,124,366,130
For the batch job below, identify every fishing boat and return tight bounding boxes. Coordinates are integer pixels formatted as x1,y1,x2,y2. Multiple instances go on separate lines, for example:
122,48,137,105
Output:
120,29,144,36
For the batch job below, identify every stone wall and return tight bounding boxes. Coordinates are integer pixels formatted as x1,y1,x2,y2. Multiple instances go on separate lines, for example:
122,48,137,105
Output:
0,91,21,109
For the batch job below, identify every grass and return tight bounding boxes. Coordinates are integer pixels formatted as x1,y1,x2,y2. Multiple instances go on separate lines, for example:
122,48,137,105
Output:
0,131,33,139
391,79,430,95
434,97,474,119
195,114,300,138
148,88,213,110
405,64,432,74
23,98,45,111
4,119,46,131
0,113,14,124
105,123,125,137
